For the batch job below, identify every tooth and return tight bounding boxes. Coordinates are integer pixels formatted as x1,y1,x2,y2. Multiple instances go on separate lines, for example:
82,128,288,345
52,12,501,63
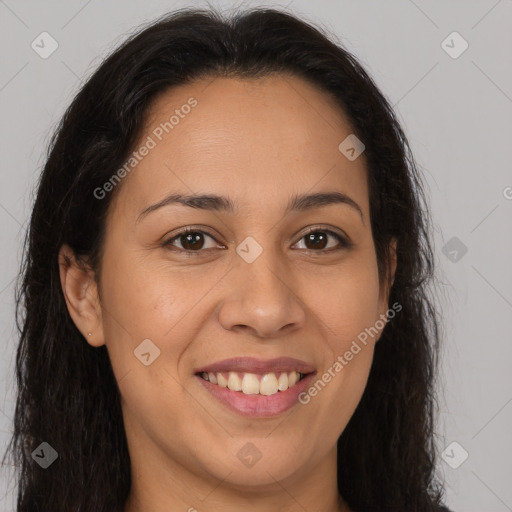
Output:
227,371,242,391
259,373,279,395
288,371,299,387
216,373,228,387
277,372,289,391
206,370,304,393
241,373,260,394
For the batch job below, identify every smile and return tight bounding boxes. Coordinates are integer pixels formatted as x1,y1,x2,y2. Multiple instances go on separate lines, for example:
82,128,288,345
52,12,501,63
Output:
194,356,316,417
198,370,307,396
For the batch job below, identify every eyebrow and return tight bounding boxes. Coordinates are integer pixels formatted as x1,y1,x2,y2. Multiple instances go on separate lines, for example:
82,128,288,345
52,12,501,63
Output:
136,191,364,223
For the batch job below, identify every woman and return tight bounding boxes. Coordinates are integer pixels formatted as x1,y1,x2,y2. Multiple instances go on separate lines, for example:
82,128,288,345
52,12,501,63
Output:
3,7,452,512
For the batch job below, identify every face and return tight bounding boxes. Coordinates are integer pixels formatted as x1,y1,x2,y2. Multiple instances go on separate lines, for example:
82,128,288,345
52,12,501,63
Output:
60,74,396,508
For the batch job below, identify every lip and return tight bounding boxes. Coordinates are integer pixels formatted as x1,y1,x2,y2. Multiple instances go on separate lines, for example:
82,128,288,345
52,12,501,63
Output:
196,371,316,418
193,356,316,375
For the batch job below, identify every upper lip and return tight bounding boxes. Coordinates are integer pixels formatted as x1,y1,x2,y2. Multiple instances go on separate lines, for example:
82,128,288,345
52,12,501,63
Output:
194,357,316,375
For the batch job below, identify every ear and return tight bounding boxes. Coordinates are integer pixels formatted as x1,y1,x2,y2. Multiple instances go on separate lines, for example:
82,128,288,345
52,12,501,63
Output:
376,237,398,336
383,237,397,301
58,244,105,347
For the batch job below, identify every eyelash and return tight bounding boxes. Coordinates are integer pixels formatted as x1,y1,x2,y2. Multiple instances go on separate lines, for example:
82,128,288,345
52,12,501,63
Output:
296,227,350,251
163,226,350,257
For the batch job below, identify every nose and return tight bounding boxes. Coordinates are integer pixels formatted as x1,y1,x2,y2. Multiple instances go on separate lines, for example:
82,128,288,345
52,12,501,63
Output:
217,247,307,338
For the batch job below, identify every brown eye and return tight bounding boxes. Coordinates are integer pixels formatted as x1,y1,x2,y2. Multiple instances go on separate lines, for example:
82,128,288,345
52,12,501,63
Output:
304,232,328,250
294,229,348,252
179,232,206,251
164,228,222,254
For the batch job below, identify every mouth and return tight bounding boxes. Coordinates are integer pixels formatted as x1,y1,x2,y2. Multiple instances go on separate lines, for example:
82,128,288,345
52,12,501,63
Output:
196,370,310,396
193,357,316,417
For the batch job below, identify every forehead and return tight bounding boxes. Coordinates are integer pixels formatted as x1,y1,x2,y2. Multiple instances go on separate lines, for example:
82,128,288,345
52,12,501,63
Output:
110,74,369,219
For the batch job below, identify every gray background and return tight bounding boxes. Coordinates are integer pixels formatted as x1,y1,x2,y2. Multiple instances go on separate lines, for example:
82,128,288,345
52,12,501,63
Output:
1,0,511,510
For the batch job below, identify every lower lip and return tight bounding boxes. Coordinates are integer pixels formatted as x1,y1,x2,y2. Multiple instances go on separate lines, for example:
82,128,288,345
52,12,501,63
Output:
195,373,316,418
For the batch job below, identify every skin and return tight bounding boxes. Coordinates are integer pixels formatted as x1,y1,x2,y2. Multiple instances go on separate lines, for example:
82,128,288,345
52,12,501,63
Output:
59,74,396,512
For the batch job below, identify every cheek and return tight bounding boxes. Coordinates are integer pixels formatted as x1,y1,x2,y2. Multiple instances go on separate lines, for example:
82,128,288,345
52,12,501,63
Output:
307,250,382,348
99,254,205,450
298,249,381,419
97,250,183,386
100,246,217,338
98,247,229,405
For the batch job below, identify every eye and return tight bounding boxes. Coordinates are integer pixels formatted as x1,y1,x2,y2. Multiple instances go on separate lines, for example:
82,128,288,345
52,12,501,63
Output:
293,228,349,252
163,227,224,255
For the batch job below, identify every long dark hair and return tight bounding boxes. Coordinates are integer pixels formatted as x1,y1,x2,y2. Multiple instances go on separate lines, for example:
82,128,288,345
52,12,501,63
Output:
3,7,446,511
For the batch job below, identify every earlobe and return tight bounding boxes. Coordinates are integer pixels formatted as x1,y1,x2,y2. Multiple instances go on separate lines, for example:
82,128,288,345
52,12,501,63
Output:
58,244,105,347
